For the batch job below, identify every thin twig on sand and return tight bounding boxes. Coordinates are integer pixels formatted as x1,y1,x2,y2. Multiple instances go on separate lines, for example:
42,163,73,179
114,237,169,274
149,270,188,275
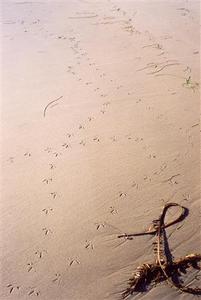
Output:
43,96,63,118
162,174,181,183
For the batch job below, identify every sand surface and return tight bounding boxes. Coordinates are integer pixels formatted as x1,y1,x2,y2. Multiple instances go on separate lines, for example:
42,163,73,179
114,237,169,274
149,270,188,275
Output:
1,0,200,299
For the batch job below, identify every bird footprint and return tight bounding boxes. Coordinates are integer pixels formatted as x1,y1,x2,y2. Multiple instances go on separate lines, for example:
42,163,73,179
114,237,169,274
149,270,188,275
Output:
28,288,40,296
79,140,86,146
27,262,34,272
62,143,71,149
24,152,31,157
68,258,80,266
7,157,14,163
131,181,139,189
85,240,94,250
94,222,106,230
42,178,52,184
42,227,53,236
7,284,20,294
50,192,57,199
35,249,47,259
52,273,61,283
119,192,127,198
110,206,118,214
42,207,53,215
93,136,100,142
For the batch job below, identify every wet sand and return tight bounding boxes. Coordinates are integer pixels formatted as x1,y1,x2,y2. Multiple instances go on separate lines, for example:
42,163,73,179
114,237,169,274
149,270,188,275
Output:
1,1,200,299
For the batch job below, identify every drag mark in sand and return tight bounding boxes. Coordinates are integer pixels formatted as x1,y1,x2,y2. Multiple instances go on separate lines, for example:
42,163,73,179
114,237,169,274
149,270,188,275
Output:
148,63,180,75
142,43,163,50
191,123,199,128
43,96,63,118
68,15,98,19
137,60,179,74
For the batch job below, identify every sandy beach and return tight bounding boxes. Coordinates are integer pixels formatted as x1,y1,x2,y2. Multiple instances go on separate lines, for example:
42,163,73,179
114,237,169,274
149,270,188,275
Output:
1,0,200,299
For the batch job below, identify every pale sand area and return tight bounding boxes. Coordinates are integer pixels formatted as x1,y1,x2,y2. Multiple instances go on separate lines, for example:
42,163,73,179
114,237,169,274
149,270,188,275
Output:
0,0,200,299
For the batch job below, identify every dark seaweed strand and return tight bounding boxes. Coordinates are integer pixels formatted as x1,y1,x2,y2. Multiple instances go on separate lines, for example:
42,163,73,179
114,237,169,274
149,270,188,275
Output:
118,202,186,239
120,203,201,298
155,203,201,295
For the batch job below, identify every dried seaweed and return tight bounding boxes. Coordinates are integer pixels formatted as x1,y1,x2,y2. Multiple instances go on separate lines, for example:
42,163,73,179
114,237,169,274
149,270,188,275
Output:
182,76,199,92
118,203,201,298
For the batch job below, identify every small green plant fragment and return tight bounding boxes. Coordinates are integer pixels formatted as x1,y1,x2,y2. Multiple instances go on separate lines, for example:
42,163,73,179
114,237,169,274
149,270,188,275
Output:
183,76,199,92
